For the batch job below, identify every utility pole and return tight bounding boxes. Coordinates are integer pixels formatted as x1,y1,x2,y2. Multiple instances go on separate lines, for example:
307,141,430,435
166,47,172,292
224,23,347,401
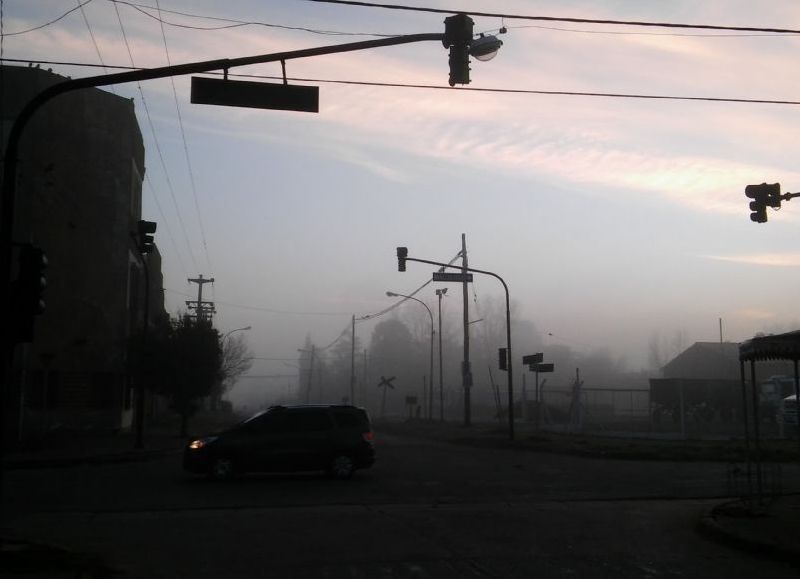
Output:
186,274,215,322
305,345,315,404
461,234,471,427
436,288,447,422
362,349,368,408
350,314,356,405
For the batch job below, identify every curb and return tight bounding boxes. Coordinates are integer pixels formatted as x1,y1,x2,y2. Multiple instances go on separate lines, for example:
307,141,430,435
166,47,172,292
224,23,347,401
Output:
1,536,120,578
3,447,182,470
696,505,800,567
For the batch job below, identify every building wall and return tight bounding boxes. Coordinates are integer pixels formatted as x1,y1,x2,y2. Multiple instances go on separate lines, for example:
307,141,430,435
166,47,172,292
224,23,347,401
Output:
1,65,162,438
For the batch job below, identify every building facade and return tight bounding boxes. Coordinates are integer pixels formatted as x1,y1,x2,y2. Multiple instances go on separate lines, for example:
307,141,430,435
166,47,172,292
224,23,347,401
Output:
1,64,163,442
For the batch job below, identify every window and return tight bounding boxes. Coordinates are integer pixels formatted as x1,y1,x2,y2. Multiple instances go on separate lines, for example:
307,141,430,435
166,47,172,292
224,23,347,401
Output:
333,411,366,429
291,410,333,432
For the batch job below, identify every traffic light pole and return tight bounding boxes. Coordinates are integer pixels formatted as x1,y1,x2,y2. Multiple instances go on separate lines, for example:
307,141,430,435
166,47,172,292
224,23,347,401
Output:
136,255,150,450
400,253,516,440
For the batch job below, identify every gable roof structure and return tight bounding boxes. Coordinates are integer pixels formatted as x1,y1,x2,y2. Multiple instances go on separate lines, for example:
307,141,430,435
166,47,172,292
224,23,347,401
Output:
662,342,741,380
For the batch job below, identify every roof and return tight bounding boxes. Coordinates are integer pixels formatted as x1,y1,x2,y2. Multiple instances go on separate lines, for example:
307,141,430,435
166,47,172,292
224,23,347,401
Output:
662,342,740,378
739,330,800,361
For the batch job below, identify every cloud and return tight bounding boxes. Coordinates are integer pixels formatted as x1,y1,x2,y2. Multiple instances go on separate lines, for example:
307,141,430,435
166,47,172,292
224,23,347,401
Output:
702,253,800,267
14,1,800,218
734,308,778,321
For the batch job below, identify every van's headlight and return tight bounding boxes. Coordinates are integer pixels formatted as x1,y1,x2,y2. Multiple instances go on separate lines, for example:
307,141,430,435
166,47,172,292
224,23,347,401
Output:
188,436,218,450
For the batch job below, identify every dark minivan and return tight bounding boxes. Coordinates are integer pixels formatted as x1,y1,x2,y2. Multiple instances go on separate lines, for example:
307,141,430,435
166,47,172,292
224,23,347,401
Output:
183,405,375,480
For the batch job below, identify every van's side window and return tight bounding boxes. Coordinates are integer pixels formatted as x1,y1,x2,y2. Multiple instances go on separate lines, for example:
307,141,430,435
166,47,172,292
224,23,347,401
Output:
333,411,362,428
291,410,333,432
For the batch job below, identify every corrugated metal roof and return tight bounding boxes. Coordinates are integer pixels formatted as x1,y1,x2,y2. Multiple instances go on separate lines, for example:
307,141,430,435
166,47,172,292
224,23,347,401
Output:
739,330,800,361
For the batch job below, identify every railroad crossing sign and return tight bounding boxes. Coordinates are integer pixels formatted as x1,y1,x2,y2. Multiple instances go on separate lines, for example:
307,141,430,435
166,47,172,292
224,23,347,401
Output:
378,376,396,418
378,376,396,389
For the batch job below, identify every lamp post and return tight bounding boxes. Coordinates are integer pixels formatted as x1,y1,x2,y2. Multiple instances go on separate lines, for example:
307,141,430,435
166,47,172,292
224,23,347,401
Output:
435,288,447,422
386,291,435,420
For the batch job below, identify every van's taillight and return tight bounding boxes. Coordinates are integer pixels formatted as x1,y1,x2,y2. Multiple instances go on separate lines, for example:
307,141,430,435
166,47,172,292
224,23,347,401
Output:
362,431,375,442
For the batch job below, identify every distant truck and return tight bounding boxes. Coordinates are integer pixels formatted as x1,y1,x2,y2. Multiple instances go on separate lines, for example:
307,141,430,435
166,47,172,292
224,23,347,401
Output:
759,376,800,437
760,375,798,419
778,394,798,437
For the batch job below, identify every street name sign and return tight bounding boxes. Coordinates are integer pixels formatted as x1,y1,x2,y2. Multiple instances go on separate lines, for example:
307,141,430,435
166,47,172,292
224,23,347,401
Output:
191,76,319,113
530,363,555,373
432,272,473,283
522,353,543,365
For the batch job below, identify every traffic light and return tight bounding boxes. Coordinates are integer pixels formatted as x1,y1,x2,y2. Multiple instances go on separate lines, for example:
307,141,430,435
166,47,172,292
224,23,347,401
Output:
137,220,157,253
763,183,782,208
12,244,48,342
443,14,473,86
498,347,508,371
397,247,408,272
745,183,781,223
748,197,767,223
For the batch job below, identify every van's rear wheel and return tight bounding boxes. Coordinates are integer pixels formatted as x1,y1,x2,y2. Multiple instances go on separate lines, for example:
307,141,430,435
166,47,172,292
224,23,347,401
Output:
328,454,355,480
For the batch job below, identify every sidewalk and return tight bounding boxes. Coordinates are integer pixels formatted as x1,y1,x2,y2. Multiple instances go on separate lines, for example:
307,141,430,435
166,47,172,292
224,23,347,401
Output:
2,428,186,577
3,427,186,470
698,494,800,566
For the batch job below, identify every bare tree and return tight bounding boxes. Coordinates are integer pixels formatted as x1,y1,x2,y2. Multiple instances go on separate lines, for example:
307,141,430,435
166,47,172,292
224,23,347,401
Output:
216,334,253,405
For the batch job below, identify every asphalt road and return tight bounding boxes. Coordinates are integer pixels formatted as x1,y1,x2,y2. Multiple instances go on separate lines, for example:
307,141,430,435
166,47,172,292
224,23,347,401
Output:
3,433,799,578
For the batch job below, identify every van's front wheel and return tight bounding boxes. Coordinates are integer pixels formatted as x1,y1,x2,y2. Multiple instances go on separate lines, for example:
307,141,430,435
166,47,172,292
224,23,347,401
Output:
328,454,355,480
210,457,235,480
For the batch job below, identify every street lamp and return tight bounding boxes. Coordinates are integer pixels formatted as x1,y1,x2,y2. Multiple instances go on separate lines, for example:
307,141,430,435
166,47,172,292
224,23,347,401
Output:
386,291,435,421
223,325,251,341
470,33,504,61
435,288,447,422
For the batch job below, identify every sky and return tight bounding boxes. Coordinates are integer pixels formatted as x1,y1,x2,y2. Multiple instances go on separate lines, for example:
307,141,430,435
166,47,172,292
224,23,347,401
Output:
4,0,800,405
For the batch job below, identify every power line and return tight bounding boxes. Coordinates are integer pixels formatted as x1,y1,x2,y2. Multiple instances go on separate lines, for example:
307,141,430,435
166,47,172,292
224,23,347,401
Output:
109,0,396,37
112,5,198,274
76,0,114,91
505,23,791,38
358,249,462,322
217,299,353,317
273,76,800,106
6,58,799,107
0,0,94,37
144,174,189,278
163,288,354,317
318,323,352,350
154,0,213,273
307,0,800,35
